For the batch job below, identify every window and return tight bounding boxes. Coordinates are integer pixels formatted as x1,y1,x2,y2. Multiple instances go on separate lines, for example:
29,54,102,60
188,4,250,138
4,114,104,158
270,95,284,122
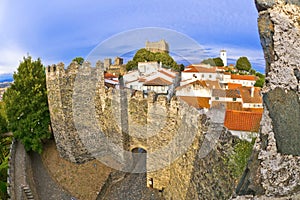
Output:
233,98,237,101
215,97,219,100
209,75,212,78
201,74,204,78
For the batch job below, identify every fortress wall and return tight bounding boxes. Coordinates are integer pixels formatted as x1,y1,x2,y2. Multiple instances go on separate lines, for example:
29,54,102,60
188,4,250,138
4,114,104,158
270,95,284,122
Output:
163,107,240,200
236,1,300,197
46,62,92,163
46,61,244,198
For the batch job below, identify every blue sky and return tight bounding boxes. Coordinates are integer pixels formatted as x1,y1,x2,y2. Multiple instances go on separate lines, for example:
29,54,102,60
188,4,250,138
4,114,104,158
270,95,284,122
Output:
0,0,265,74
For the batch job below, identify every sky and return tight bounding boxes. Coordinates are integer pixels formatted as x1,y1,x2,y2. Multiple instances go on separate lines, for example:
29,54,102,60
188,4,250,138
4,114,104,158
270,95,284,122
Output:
0,0,265,74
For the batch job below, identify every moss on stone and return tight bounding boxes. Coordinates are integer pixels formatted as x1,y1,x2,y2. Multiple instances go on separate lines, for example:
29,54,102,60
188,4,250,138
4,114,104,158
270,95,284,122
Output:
229,138,255,179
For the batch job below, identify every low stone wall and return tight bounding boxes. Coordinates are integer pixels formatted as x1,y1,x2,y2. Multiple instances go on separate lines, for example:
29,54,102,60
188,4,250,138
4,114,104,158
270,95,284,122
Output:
7,138,16,199
7,140,37,200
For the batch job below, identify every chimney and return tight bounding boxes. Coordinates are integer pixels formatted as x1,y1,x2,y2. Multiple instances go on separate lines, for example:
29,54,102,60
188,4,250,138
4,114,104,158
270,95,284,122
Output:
251,87,254,97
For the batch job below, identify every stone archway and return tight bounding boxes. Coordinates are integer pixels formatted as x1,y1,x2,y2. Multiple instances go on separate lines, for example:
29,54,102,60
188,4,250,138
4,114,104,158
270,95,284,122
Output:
131,147,147,173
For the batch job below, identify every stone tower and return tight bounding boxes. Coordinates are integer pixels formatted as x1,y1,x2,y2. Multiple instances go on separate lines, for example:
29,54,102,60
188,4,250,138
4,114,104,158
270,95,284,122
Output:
145,40,169,53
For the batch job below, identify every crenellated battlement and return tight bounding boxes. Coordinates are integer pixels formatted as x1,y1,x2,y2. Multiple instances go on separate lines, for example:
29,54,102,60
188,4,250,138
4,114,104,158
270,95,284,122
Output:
45,60,240,196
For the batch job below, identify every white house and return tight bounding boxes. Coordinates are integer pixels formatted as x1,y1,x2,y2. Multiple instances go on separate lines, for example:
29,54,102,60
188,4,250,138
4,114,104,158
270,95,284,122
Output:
239,86,263,109
228,74,257,87
123,62,179,99
176,80,211,98
181,64,221,83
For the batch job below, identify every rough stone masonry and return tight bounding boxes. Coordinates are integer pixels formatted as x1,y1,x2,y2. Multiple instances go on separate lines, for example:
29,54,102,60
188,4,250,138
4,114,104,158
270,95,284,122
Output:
235,0,300,199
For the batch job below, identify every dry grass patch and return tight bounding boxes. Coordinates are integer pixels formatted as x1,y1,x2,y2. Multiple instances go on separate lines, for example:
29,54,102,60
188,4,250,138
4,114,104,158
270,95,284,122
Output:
41,140,113,200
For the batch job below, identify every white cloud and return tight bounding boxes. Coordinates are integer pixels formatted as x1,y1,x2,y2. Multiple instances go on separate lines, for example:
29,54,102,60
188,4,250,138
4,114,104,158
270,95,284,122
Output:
0,45,27,74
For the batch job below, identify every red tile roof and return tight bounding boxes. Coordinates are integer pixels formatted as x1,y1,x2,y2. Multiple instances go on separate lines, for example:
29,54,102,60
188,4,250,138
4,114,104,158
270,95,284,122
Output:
243,108,264,113
158,69,176,78
104,72,118,79
178,96,210,109
238,87,262,104
143,77,172,86
224,110,262,132
184,65,217,73
176,80,207,91
205,80,221,89
212,89,241,98
211,101,243,111
231,74,257,81
228,83,243,89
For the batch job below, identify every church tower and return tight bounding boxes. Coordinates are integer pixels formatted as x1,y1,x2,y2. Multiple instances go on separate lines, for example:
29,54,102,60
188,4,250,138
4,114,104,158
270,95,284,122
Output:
220,50,227,66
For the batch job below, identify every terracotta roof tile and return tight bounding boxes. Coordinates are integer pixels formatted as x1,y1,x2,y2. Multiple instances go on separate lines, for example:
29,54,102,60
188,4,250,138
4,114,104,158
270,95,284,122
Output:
176,80,207,91
104,72,118,79
205,80,221,89
184,65,217,73
178,96,210,109
211,101,243,111
228,83,243,89
238,87,262,104
212,89,241,98
224,110,262,132
158,69,176,78
143,77,172,86
243,108,264,113
231,74,257,81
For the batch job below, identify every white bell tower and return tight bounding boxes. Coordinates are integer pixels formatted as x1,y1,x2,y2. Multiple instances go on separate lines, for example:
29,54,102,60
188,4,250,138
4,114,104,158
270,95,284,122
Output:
220,50,227,66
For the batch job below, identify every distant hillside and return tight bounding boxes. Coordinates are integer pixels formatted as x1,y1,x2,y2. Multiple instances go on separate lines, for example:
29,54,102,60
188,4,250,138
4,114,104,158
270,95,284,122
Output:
0,74,13,83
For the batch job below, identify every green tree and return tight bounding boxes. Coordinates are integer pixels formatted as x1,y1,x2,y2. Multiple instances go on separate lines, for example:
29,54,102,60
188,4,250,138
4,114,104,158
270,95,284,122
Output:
126,60,138,71
72,57,84,65
0,102,10,199
126,48,180,72
201,58,215,66
0,134,11,200
235,57,252,72
254,72,265,88
0,103,7,134
201,57,224,66
3,56,51,153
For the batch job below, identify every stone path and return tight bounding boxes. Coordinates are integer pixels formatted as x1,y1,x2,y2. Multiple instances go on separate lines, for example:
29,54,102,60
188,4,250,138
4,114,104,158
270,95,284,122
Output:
98,152,163,200
30,152,73,200
98,172,163,200
12,140,73,200
12,141,164,200
13,140,27,200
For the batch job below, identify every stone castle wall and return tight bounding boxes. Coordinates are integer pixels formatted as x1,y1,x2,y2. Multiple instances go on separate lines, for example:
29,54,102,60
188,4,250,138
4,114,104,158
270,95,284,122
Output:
46,61,243,199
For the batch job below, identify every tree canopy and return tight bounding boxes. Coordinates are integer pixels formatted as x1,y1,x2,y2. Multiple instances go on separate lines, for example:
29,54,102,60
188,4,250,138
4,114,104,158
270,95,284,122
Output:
72,57,84,65
126,48,181,71
0,103,7,134
3,56,51,153
254,72,265,88
235,57,252,72
201,57,224,66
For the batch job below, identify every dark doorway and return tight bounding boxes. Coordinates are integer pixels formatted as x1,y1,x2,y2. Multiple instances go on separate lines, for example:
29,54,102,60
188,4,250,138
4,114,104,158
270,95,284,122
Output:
131,147,147,173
